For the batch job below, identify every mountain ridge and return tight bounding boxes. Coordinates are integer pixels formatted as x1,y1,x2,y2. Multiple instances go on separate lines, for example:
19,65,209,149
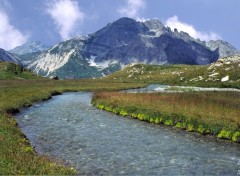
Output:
0,48,22,64
17,17,239,79
9,41,50,55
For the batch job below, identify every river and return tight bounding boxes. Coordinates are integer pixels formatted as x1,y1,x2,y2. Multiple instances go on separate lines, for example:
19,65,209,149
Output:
16,92,240,175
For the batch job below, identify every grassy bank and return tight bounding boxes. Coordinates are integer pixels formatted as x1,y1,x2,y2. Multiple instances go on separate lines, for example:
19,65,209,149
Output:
0,79,145,174
92,91,240,143
103,63,240,89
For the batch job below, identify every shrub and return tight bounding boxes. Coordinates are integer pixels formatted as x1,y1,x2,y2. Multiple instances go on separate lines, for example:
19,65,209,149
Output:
175,122,186,129
137,114,145,121
149,118,154,123
232,132,240,142
96,104,105,110
119,110,128,116
112,108,120,114
217,130,233,139
143,114,150,121
105,106,112,112
131,113,138,118
175,122,181,128
164,119,174,126
154,118,160,124
187,124,195,132
197,125,208,134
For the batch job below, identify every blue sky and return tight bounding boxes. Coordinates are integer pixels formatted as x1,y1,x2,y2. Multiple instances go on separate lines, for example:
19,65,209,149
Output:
0,0,239,50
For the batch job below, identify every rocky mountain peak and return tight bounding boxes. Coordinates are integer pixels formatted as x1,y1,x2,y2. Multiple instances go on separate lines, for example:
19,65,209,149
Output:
143,19,165,31
94,17,148,37
206,40,240,58
9,41,50,55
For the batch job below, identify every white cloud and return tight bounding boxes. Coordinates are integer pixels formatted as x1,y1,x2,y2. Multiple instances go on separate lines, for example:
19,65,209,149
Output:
46,0,85,40
0,10,28,50
118,0,145,19
165,16,221,41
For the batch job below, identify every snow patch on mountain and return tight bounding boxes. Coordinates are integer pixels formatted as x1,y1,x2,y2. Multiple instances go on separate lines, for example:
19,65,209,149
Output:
88,57,119,70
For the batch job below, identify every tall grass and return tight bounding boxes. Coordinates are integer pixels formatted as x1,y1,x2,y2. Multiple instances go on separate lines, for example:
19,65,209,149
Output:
92,91,240,142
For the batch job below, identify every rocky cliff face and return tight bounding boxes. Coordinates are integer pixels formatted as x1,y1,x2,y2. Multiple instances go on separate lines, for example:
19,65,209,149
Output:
0,48,22,64
19,17,239,79
84,17,219,65
26,37,120,78
206,40,240,58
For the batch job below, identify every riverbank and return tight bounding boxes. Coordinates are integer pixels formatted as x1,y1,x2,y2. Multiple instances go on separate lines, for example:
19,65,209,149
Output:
0,79,145,175
16,92,240,175
92,91,240,143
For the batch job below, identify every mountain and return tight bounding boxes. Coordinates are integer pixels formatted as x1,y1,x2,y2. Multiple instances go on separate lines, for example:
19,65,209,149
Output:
9,41,50,55
84,18,219,65
0,48,22,64
206,40,240,58
26,37,121,78
19,17,239,79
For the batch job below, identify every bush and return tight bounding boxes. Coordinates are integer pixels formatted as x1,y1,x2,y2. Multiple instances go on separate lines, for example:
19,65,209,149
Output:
197,125,209,135
149,118,154,123
137,114,145,121
119,110,128,116
105,106,112,112
131,113,138,118
175,122,187,129
187,124,195,132
154,118,160,124
97,104,105,110
112,108,120,114
164,119,174,126
232,131,240,142
217,130,233,139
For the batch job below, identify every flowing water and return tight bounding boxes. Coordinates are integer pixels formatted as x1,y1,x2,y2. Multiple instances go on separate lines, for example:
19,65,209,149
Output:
16,92,240,175
121,84,240,93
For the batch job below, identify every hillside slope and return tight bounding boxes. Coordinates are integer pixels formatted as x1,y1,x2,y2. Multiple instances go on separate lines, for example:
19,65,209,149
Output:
104,55,240,88
0,62,43,80
0,48,22,64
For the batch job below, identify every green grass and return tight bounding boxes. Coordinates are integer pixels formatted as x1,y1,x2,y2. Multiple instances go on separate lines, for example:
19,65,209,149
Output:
0,62,44,80
0,79,145,175
103,63,240,89
92,91,240,143
1,59,240,174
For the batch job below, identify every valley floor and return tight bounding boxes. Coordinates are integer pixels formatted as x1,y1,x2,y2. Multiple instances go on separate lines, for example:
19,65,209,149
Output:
0,78,239,174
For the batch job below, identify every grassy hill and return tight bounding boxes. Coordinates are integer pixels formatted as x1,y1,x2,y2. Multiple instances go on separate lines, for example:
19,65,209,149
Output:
103,55,240,89
0,62,44,80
